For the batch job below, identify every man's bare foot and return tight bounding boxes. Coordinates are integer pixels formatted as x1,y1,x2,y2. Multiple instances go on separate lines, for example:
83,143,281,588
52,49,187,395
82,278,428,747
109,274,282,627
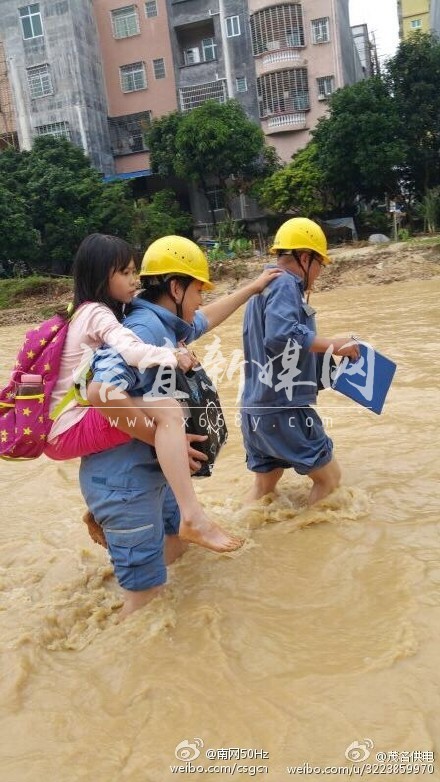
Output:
82,510,107,548
179,512,244,553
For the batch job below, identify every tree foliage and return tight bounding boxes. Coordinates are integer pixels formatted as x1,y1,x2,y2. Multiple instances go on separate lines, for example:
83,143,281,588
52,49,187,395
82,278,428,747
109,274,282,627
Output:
147,101,268,217
311,76,404,210
0,137,135,270
129,189,193,250
256,142,327,215
147,111,183,178
386,32,440,197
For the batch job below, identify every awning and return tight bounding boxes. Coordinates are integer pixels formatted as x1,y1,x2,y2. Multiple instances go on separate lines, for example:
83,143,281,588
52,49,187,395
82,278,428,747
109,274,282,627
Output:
103,168,152,183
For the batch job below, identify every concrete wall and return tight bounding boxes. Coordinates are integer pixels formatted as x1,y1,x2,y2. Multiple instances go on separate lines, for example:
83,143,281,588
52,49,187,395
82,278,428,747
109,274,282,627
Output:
0,40,17,146
430,0,440,35
0,0,114,173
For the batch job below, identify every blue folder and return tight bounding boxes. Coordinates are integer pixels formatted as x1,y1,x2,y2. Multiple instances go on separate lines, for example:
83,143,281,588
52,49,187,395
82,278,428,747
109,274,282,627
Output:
331,342,396,415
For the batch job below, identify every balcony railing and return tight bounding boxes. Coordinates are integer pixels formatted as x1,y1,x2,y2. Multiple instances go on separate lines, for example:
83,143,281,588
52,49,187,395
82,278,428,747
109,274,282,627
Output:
261,50,304,70
264,112,307,132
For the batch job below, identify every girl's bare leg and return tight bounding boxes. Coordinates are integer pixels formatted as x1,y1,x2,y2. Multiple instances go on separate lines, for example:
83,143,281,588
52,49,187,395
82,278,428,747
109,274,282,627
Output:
141,397,243,552
87,382,243,553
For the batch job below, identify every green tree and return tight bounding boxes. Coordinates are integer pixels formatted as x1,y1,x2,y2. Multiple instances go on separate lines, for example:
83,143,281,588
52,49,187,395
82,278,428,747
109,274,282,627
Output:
312,77,404,210
256,142,327,215
0,185,40,264
386,32,440,198
129,189,193,251
147,101,268,222
0,137,135,270
147,111,183,178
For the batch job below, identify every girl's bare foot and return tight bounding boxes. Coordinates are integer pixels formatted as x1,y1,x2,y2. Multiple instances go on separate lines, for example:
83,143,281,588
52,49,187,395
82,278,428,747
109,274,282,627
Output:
179,512,244,553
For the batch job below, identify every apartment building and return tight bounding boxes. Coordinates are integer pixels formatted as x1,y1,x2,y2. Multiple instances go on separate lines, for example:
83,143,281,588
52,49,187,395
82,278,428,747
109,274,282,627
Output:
351,23,375,76
0,1,364,190
0,0,114,173
93,0,178,176
397,0,430,38
248,0,363,161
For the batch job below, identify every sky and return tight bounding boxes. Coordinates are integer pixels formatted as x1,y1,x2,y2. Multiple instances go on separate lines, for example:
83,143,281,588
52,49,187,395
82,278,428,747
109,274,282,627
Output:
349,0,400,65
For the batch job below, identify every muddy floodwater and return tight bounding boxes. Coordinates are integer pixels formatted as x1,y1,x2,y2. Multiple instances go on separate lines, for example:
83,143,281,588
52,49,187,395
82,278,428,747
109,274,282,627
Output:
0,278,439,782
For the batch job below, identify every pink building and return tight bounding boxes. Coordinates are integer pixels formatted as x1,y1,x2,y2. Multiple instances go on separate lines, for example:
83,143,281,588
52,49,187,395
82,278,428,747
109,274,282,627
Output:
93,0,178,175
250,0,363,161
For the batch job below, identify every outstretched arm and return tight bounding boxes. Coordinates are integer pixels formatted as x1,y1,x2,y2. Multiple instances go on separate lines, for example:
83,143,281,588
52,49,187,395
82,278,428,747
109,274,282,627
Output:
200,268,282,331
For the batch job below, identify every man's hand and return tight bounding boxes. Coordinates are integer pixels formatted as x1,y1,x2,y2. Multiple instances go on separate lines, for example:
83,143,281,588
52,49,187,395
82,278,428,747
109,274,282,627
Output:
175,344,198,373
331,337,361,361
250,267,283,293
186,433,208,473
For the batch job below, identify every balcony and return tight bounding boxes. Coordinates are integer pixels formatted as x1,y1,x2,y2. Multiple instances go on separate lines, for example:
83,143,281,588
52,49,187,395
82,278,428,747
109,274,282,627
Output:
262,112,307,134
258,48,306,74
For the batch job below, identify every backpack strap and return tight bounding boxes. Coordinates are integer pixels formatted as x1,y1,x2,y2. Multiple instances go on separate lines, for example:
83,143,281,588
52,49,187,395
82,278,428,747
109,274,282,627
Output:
50,379,91,421
49,304,92,422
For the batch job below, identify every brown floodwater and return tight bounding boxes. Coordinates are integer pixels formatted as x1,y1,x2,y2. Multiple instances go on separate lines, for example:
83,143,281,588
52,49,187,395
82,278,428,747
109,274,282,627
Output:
0,278,439,781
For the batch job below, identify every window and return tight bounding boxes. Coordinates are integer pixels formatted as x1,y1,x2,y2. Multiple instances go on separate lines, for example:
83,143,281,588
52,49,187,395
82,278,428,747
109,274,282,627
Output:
35,121,70,139
27,64,53,99
153,58,165,79
179,80,227,112
250,5,304,56
120,62,147,92
19,4,43,40
410,19,422,29
257,68,309,117
235,76,248,93
202,38,216,61
111,6,139,38
317,75,334,99
286,30,301,47
206,188,225,210
145,0,158,18
108,111,151,155
311,18,330,44
226,16,241,37
126,118,148,151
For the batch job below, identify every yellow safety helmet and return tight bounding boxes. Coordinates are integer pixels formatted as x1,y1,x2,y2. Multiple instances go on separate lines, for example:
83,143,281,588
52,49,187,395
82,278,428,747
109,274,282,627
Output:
140,235,214,290
270,218,331,265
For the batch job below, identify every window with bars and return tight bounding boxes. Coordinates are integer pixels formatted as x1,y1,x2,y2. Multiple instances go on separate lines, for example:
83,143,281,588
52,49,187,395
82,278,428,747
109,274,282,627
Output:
27,63,53,99
145,0,158,18
311,17,330,43
226,16,241,37
257,68,309,117
111,6,139,38
250,4,304,56
120,62,147,92
317,75,334,98
410,19,422,29
153,58,166,79
108,111,152,155
235,76,248,93
179,80,227,112
19,4,43,40
207,189,225,210
126,117,148,151
35,121,70,139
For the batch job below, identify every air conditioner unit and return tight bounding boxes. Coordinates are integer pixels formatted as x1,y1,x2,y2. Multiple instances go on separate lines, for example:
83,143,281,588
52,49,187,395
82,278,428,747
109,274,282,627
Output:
184,47,201,65
266,40,280,51
317,94,327,101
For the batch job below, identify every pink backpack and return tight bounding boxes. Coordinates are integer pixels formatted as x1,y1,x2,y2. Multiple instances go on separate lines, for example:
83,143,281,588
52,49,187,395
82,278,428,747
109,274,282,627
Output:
0,313,70,460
